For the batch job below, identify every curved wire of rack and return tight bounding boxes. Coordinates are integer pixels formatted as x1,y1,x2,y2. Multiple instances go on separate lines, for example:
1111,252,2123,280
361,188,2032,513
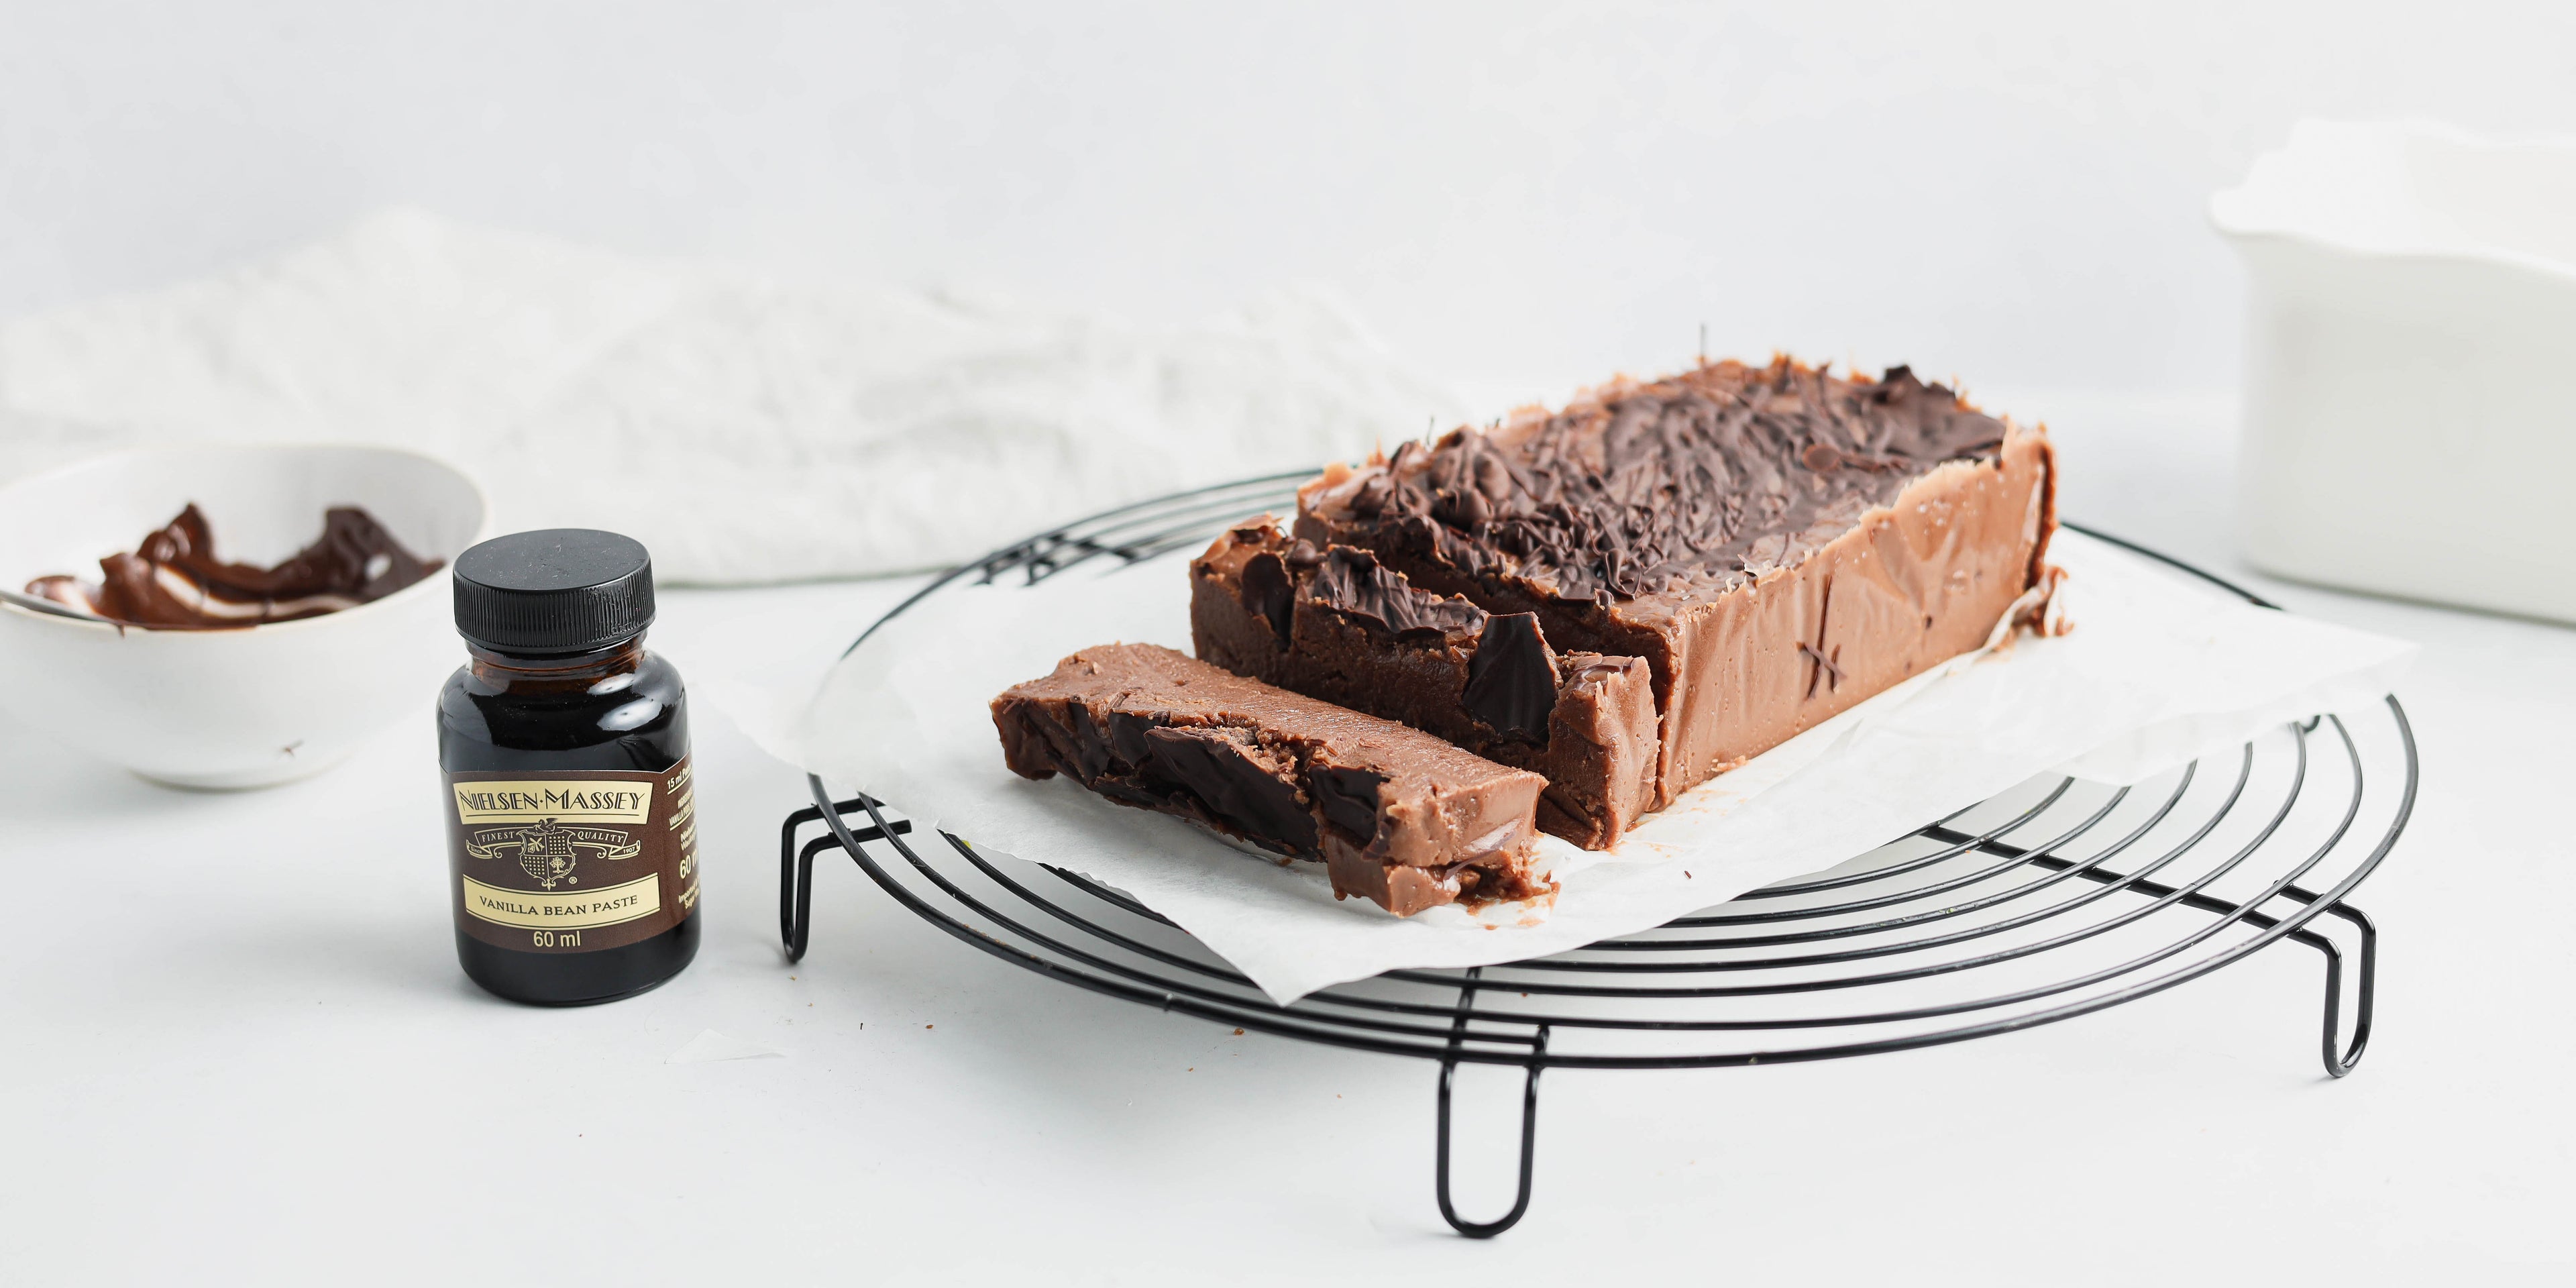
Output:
780,472,2414,1238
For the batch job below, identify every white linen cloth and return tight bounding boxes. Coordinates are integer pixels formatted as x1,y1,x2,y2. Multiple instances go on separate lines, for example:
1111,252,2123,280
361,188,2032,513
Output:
778,529,2416,1003
0,209,1462,583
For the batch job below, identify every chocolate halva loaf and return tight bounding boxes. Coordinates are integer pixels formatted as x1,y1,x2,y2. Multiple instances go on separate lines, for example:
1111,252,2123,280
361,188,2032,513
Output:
1297,358,2058,808
991,643,1551,916
1191,520,1658,849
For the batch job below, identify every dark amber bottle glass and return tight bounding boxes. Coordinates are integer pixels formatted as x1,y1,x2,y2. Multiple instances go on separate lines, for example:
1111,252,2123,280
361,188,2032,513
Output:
438,531,700,1006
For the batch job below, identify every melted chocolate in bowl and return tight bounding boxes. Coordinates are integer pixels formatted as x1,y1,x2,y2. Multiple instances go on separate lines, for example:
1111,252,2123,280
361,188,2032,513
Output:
25,503,441,628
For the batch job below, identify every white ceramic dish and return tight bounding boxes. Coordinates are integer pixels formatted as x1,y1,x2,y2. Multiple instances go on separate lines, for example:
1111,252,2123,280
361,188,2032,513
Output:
0,445,489,788
2212,119,2576,624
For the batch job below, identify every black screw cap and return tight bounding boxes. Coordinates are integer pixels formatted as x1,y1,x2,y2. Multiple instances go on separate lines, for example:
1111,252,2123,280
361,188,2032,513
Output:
451,529,655,655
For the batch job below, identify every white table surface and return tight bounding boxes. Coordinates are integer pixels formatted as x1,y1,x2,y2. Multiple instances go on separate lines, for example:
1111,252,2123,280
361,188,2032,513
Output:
5,394,2572,1285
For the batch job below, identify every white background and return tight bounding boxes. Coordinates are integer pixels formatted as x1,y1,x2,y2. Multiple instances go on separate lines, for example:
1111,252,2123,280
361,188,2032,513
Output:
6,4,2576,1284
6,1,2576,396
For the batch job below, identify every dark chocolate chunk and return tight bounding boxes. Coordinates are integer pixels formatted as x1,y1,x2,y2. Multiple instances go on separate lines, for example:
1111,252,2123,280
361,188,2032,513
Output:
1238,551,1295,646
1064,702,1118,782
1140,725,1318,855
1309,547,1485,643
1107,709,1156,767
1462,613,1558,744
1309,766,1387,845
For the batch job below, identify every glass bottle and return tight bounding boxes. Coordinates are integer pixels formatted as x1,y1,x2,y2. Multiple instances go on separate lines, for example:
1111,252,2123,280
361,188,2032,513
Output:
437,529,700,1005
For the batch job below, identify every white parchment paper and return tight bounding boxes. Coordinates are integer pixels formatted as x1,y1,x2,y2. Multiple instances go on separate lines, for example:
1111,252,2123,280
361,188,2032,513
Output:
784,530,2416,1002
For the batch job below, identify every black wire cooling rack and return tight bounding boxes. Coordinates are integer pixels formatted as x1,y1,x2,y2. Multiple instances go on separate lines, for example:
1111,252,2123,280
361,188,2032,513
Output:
777,472,2415,1238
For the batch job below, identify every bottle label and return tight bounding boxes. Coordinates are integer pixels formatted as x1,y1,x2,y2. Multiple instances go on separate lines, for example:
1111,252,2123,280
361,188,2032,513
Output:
444,759,699,953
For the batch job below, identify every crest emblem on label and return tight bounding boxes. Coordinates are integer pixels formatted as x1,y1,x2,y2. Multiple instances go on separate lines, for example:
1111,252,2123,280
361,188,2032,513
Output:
461,817,644,889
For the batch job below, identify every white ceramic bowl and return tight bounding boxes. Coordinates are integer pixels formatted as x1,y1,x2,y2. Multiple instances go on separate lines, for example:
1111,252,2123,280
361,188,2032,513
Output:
0,445,489,788
2212,119,2576,623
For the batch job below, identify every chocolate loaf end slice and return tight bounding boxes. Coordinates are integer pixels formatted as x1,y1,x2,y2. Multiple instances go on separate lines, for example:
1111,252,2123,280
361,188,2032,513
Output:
1297,358,2058,808
991,643,1550,916
1190,519,1658,849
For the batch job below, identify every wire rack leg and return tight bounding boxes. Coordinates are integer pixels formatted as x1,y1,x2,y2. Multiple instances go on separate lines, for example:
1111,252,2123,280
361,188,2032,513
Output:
777,797,908,965
2310,902,2377,1077
1434,967,1549,1238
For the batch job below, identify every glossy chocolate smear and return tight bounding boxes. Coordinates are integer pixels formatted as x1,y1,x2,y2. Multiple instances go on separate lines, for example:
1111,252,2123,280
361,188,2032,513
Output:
1309,765,1388,845
1140,725,1320,855
1334,360,2010,602
27,503,441,628
1462,612,1559,744
1307,547,1486,643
